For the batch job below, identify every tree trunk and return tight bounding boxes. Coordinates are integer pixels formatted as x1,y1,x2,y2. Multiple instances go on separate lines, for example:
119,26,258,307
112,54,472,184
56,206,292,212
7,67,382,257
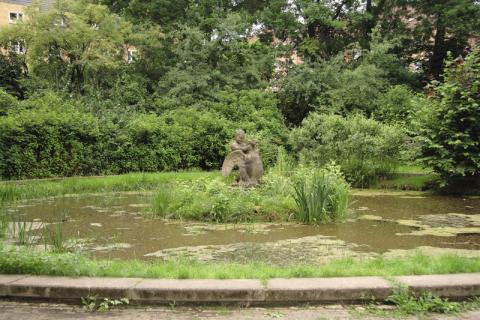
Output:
430,19,446,79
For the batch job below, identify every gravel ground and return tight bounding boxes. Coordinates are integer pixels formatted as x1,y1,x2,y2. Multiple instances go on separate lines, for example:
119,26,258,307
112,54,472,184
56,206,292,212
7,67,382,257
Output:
1,300,480,320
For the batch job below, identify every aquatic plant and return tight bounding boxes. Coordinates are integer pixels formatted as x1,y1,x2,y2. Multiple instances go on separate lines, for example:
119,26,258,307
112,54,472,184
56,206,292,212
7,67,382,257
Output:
149,173,298,223
150,186,174,217
0,205,9,238
44,223,66,253
292,164,350,224
10,219,44,247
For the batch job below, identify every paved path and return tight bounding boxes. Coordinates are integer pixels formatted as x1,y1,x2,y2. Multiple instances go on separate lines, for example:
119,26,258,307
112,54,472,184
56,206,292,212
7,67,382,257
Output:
1,300,480,320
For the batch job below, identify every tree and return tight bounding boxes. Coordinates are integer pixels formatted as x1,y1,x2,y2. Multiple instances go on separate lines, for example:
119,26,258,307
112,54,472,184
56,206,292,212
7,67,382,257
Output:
0,0,132,94
419,49,480,189
399,0,480,79
0,54,27,98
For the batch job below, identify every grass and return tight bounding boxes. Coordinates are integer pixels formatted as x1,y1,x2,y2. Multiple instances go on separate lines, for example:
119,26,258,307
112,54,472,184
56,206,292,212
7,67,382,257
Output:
374,164,438,191
1,246,480,280
0,171,217,203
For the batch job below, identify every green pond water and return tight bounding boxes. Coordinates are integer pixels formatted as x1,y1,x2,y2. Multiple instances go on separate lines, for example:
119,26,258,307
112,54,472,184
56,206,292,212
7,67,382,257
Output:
6,192,480,265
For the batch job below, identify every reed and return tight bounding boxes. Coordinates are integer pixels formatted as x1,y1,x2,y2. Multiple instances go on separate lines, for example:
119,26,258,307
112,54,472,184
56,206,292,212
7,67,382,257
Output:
292,165,350,224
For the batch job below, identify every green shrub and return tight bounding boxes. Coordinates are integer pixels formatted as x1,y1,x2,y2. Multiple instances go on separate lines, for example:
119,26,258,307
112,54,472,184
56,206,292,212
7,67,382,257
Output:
0,99,103,179
374,85,417,124
290,113,405,187
330,64,388,115
418,49,480,191
0,89,18,116
291,164,350,224
0,89,288,179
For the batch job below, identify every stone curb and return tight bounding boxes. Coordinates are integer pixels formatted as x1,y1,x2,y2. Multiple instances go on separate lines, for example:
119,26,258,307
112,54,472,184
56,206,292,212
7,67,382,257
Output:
1,273,480,305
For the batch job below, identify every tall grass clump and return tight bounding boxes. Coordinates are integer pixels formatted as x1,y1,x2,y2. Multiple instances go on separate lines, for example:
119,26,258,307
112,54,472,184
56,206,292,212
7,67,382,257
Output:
0,205,9,238
43,222,66,253
10,219,44,247
292,164,350,224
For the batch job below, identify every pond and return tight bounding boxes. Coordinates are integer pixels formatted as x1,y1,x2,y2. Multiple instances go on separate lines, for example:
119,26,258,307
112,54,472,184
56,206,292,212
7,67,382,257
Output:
6,191,480,266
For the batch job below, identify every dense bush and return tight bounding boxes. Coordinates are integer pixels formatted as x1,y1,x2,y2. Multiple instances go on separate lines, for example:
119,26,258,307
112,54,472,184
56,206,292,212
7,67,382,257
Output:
0,100,104,179
0,90,288,179
290,113,405,187
0,89,17,116
374,85,417,125
121,109,231,171
418,50,480,190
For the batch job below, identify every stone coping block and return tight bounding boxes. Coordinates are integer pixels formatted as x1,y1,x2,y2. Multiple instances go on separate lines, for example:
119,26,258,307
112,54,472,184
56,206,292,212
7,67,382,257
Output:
132,279,264,302
266,276,392,303
0,275,28,296
5,276,142,299
1,274,480,305
395,273,480,299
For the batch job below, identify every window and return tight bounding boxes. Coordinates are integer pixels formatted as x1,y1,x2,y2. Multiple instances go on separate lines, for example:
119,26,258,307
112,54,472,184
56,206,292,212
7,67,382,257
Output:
54,15,66,27
10,40,26,54
9,12,23,23
127,49,138,63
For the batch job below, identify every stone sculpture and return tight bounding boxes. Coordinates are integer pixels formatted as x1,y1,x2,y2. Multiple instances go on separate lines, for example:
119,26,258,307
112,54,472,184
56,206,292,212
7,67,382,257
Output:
222,129,264,187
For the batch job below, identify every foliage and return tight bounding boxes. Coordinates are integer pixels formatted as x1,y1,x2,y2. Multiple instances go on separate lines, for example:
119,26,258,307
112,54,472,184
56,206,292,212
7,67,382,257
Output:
398,0,480,78
386,285,462,315
0,205,8,238
290,113,405,187
0,0,477,193
9,219,44,247
374,85,417,124
418,49,480,189
0,54,27,98
361,286,480,317
292,164,350,224
0,0,133,93
81,295,129,312
0,94,104,179
0,86,288,179
43,222,67,253
276,39,415,124
330,63,388,115
0,89,18,116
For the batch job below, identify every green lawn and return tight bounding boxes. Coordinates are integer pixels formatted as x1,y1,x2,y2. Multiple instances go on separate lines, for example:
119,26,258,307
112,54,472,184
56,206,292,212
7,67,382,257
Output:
374,165,437,191
1,246,479,280
0,171,217,203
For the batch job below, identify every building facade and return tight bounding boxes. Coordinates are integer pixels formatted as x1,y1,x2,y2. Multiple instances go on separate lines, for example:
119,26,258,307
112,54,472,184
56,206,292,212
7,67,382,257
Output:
0,1,52,27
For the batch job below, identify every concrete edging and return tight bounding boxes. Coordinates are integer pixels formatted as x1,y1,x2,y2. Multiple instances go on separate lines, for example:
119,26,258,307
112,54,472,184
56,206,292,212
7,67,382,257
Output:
1,273,480,305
